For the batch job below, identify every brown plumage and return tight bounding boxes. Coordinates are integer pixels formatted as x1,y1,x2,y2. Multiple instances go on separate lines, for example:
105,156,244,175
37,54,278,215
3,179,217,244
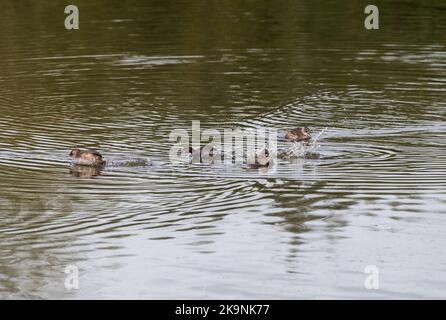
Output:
285,127,311,142
69,148,105,166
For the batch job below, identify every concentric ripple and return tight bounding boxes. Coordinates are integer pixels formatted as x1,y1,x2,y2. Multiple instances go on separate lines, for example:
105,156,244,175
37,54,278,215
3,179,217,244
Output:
1,0,446,299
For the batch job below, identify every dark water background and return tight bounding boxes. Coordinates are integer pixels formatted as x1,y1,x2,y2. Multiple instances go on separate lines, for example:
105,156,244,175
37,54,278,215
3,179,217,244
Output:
0,0,445,298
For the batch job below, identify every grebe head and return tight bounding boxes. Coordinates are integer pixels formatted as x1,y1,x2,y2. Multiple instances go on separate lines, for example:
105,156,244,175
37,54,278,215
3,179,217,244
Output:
302,127,311,138
70,148,82,159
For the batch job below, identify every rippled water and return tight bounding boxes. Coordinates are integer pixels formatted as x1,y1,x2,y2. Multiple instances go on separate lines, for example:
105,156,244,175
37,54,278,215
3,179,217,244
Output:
0,1,445,299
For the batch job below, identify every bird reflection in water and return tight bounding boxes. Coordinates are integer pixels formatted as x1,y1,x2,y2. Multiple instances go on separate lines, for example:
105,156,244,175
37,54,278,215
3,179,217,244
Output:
69,164,104,178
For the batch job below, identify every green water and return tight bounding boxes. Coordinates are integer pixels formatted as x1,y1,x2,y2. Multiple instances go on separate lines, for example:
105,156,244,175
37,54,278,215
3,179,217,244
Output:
0,0,445,298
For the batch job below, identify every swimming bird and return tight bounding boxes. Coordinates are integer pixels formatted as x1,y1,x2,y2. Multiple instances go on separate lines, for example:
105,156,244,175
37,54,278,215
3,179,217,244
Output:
69,148,106,166
285,127,311,142
248,148,272,168
187,145,216,163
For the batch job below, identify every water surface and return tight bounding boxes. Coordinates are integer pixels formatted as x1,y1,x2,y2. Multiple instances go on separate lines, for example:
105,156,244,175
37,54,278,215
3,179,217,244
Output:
0,0,445,299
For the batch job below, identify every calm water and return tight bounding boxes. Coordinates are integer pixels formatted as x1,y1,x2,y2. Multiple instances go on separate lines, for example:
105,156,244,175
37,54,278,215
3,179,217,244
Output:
0,0,445,299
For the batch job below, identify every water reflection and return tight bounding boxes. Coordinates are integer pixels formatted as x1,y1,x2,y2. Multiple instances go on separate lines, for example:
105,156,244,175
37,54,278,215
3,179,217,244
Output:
0,0,445,299
69,165,103,178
